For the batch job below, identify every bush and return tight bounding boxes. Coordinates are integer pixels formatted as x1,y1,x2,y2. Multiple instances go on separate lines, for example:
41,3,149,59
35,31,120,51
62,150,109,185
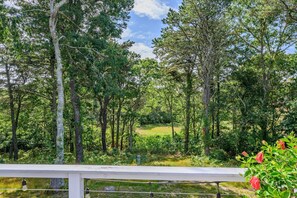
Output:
133,134,183,155
239,134,297,197
209,149,229,161
139,109,172,125
212,131,238,157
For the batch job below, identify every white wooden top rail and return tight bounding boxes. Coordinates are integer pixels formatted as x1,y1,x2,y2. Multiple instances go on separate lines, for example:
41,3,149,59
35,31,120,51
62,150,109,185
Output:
0,164,246,198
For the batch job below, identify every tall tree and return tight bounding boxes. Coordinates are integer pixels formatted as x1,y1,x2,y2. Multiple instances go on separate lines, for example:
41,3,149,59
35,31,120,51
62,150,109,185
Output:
0,1,26,161
154,0,230,155
230,0,297,141
154,9,196,153
49,0,68,189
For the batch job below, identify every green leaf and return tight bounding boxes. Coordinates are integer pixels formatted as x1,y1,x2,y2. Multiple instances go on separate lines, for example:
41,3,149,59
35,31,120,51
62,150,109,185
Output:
280,191,291,198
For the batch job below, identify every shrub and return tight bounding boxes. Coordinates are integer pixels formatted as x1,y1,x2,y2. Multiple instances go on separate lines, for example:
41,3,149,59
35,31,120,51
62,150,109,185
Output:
133,134,183,155
239,134,297,197
209,149,229,161
212,131,238,157
139,109,172,125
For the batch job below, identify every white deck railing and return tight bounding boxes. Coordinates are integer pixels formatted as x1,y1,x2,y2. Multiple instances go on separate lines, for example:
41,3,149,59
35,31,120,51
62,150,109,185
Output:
0,164,246,198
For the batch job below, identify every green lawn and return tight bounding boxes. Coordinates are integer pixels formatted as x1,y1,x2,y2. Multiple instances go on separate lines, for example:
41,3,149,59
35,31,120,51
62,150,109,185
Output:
136,124,182,137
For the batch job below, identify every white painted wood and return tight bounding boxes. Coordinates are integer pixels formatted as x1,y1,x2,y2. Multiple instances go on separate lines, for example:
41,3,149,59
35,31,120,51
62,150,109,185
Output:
69,173,84,198
0,164,246,182
0,164,246,197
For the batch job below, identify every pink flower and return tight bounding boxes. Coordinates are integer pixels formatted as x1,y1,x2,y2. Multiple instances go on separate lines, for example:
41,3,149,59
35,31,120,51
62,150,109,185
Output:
278,140,286,150
250,176,261,190
255,151,264,163
242,151,248,157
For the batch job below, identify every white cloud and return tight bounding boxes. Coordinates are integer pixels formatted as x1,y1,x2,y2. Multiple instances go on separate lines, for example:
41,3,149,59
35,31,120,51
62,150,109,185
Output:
121,27,134,40
121,27,150,40
133,0,170,20
130,43,155,59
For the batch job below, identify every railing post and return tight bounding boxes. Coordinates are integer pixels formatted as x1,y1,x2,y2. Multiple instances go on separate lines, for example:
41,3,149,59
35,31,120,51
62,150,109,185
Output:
216,182,221,198
69,173,84,198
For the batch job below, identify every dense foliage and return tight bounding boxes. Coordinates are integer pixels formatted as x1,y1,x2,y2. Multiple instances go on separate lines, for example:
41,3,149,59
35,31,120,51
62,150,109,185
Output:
240,135,297,197
0,0,296,173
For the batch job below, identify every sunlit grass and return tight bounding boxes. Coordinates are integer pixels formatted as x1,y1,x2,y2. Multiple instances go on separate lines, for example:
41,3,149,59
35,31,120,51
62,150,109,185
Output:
136,124,182,136
147,157,192,166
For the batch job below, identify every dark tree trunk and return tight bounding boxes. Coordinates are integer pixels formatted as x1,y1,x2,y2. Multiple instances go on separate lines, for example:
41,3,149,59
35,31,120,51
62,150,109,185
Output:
169,97,175,139
5,63,19,161
120,118,127,151
211,110,215,139
50,48,57,147
239,104,248,153
110,104,115,148
116,99,123,149
202,67,211,156
70,77,84,163
232,106,236,132
184,71,192,153
216,81,220,137
259,25,269,141
271,108,276,139
192,99,196,139
99,97,109,153
69,121,74,153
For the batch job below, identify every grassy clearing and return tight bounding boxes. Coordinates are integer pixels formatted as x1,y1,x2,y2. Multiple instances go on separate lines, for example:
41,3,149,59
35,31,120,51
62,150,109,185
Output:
136,124,182,136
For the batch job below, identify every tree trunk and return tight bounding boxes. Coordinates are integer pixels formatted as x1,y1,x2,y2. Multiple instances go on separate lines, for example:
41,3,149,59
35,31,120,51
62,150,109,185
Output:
211,109,215,139
49,0,68,189
260,22,269,141
69,121,74,153
239,108,248,153
216,81,220,137
128,118,135,151
111,103,115,148
99,97,109,153
120,119,127,151
165,93,175,139
184,71,192,153
169,97,175,139
50,48,57,147
5,63,18,161
192,98,196,139
116,99,122,149
70,77,83,163
232,106,236,132
202,66,211,156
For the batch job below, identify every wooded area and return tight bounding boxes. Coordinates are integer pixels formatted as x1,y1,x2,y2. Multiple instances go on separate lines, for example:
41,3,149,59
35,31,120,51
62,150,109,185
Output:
0,0,296,173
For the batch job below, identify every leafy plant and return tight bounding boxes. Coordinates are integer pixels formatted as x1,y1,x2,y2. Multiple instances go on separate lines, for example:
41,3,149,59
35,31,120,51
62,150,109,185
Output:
239,134,297,197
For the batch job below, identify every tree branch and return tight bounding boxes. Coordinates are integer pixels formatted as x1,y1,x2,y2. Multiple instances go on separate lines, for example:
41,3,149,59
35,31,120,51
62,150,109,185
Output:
54,0,68,13
279,0,297,21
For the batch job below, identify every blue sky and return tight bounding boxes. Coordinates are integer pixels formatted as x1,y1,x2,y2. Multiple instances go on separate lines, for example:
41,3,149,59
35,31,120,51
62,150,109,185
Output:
122,0,296,58
121,0,182,59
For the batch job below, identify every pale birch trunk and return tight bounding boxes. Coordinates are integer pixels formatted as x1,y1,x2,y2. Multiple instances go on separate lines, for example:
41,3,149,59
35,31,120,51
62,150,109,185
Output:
49,0,68,189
